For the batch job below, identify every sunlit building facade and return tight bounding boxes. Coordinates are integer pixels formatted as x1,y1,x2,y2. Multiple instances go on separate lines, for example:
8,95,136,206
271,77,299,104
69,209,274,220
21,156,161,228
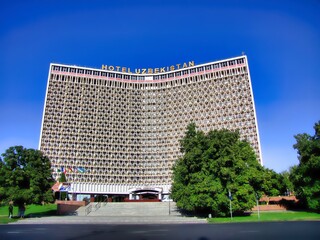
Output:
39,55,262,200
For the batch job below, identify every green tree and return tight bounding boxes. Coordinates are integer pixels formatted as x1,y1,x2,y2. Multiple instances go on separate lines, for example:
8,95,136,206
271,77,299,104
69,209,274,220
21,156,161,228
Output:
0,146,54,206
171,123,264,217
259,168,280,196
279,170,294,196
59,172,67,182
290,121,320,211
260,168,293,196
58,172,68,200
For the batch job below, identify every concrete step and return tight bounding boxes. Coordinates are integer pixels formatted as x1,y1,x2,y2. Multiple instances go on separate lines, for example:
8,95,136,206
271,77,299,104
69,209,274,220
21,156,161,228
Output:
76,202,102,216
12,202,207,225
87,202,180,217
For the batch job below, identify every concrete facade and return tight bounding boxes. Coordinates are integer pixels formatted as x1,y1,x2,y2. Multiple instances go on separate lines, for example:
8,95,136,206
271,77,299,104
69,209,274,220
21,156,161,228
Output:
39,55,262,197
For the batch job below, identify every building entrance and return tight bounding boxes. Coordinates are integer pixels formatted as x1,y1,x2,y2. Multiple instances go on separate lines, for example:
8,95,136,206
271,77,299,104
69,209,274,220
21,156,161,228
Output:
129,187,162,201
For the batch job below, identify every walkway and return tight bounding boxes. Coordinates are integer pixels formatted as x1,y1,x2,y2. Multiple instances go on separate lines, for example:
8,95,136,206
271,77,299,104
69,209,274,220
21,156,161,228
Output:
12,202,207,225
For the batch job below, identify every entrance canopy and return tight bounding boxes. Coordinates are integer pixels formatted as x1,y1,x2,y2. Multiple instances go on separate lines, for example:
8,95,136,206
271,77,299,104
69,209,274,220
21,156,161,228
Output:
128,187,163,195
128,187,163,200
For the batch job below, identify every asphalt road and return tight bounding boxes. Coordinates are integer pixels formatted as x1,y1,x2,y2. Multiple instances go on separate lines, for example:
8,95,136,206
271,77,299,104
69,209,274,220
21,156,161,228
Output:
1,221,320,240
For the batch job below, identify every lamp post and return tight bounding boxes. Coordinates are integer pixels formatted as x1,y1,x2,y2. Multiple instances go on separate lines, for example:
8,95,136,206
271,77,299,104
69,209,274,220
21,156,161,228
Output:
255,192,260,220
169,194,171,215
228,190,233,220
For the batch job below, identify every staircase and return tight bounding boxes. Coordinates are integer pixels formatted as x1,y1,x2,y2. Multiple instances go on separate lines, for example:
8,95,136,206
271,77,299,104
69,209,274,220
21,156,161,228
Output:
73,201,207,224
13,202,207,224
77,202,180,217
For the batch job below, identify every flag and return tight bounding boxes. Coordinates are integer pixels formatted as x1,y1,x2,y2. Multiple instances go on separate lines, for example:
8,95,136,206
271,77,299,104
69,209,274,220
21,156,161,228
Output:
228,190,232,201
59,183,71,192
77,167,86,173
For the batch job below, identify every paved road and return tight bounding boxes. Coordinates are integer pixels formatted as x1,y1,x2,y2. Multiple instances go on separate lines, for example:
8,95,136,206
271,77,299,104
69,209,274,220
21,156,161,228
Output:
1,221,320,240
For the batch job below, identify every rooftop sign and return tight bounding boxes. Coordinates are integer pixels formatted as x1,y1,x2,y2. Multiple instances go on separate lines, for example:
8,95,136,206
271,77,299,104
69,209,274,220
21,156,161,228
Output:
102,61,195,74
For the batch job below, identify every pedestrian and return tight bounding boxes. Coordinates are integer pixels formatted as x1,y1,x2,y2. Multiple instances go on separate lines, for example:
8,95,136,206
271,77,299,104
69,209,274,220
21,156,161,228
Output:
18,204,26,218
8,203,13,218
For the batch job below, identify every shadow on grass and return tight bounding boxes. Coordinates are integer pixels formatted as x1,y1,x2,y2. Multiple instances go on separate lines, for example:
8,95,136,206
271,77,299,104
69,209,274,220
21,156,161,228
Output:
177,207,252,219
25,209,58,218
0,211,56,224
4,209,58,220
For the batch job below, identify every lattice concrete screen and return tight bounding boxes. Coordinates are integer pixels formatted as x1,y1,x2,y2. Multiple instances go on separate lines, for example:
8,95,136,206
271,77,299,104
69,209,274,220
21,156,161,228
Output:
39,55,262,195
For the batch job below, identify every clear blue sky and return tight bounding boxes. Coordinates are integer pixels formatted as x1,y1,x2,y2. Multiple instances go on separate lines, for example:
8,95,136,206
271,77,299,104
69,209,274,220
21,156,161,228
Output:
1,0,319,172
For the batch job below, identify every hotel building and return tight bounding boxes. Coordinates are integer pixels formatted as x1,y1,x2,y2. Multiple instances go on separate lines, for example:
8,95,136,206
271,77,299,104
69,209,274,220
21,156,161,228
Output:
39,55,262,200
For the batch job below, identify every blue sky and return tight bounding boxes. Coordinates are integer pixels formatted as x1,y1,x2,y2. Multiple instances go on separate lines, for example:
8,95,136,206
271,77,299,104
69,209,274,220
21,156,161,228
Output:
0,0,319,172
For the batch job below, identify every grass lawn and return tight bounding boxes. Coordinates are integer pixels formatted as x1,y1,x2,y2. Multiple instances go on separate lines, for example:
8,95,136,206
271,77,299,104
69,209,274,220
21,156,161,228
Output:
207,211,320,223
0,204,57,224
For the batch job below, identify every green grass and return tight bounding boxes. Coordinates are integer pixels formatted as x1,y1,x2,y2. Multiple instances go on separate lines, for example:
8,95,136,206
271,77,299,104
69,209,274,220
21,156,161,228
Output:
0,204,57,224
207,211,320,223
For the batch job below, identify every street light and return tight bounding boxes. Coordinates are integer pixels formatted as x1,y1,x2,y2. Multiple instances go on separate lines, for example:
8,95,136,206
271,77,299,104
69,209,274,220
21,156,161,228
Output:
255,192,260,220
169,194,171,215
228,190,233,220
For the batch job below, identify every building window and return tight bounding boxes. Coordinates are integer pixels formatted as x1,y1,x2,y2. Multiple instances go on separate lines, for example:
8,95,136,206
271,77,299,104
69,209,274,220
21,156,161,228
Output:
237,58,244,64
53,66,60,71
221,62,228,67
213,64,219,69
197,67,204,72
229,60,236,66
